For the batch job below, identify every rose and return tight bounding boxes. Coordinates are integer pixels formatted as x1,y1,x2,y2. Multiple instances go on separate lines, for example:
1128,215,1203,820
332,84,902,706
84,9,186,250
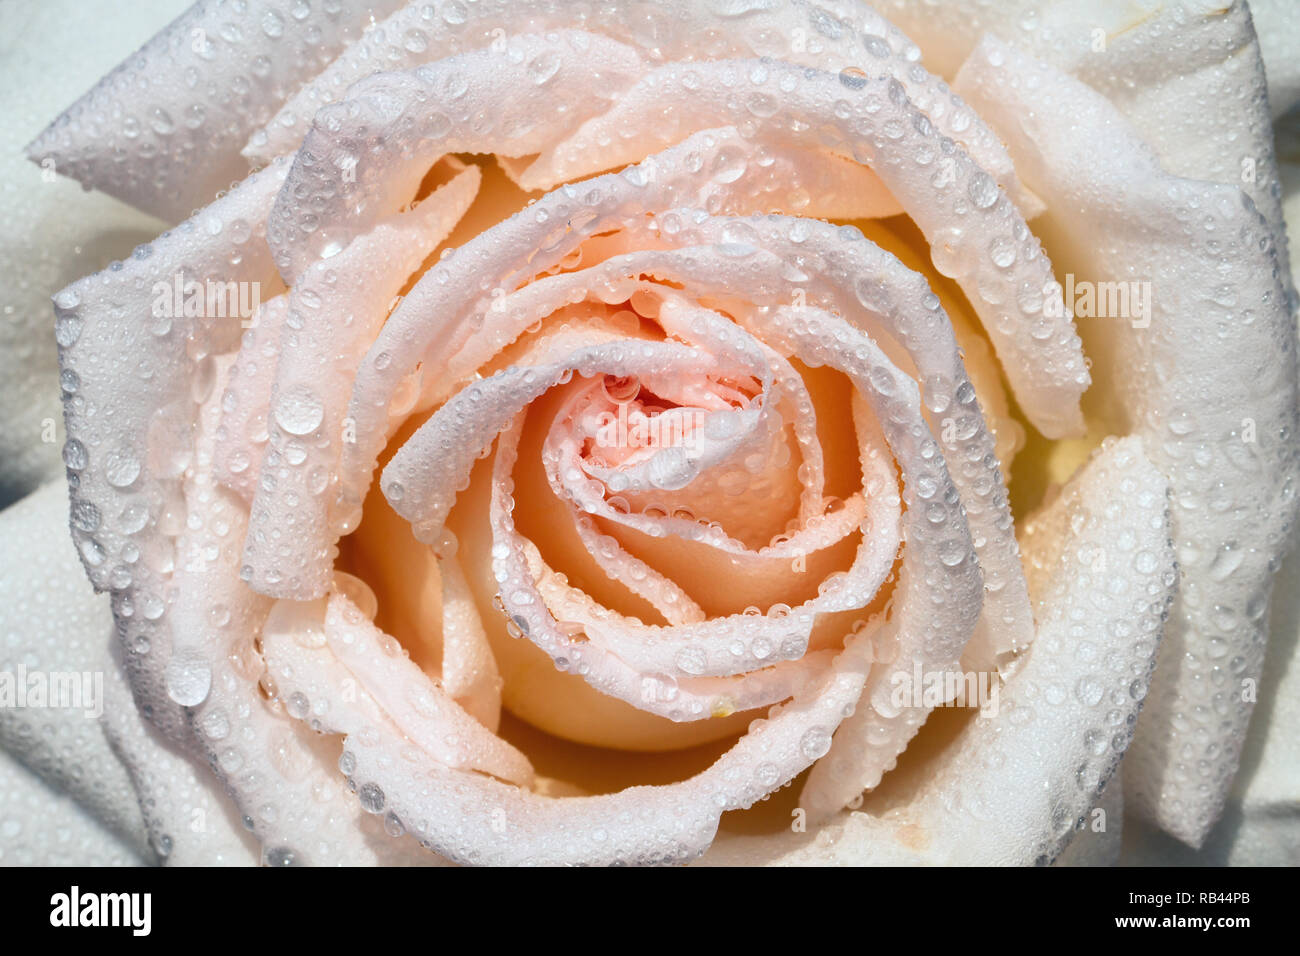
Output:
4,0,1297,865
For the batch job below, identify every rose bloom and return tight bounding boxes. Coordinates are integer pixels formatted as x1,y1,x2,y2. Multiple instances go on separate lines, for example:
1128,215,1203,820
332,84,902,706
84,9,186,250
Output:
1,0,1298,867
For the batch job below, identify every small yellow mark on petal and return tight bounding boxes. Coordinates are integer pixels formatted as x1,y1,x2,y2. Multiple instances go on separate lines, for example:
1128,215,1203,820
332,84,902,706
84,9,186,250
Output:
896,823,930,852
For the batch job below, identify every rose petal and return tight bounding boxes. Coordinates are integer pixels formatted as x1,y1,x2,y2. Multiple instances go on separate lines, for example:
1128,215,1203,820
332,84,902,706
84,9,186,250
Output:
958,34,1300,847
887,0,1292,298
701,436,1175,864
266,30,646,284
55,159,289,740
269,592,533,785
268,601,876,865
26,0,406,220
0,0,179,504
170,354,447,865
246,0,1036,217
99,661,258,865
212,292,291,500
242,161,480,599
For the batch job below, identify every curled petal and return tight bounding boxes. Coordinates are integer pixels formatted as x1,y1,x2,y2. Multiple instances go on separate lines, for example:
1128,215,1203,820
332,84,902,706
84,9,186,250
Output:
263,593,532,786
958,34,1300,846
266,30,646,283
703,437,1176,864
168,355,440,866
243,161,480,599
246,0,1036,217
55,159,290,742
271,610,875,866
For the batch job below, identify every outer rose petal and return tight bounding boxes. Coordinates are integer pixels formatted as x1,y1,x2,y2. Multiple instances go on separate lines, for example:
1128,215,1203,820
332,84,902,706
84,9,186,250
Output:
698,437,1176,865
25,0,407,221
957,36,1299,846
0,748,141,867
244,0,1039,224
882,0,1292,297
55,159,289,744
1123,124,1300,863
97,662,260,866
0,0,182,505
49,151,440,862
1250,0,1300,116
1122,544,1300,864
0,481,149,860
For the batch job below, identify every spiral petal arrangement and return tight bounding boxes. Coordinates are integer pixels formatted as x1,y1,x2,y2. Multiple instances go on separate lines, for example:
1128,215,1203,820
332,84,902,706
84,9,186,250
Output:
31,0,1296,864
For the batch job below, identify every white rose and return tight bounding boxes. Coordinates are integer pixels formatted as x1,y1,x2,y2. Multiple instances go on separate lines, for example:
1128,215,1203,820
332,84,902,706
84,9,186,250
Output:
1,0,1297,866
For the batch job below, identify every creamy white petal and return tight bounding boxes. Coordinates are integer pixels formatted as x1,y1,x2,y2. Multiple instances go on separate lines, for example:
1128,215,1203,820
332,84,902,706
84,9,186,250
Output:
0,480,151,860
26,0,406,221
1250,0,1300,116
886,0,1291,298
0,0,182,505
958,35,1299,847
0,747,143,867
98,662,259,866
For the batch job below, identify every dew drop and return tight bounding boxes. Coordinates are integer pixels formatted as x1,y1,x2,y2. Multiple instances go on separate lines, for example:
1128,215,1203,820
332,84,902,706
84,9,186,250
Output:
274,386,325,435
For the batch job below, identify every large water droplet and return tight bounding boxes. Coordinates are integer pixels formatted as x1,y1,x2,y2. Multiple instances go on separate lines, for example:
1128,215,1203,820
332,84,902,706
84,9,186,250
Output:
799,727,832,760
275,386,324,435
166,654,212,707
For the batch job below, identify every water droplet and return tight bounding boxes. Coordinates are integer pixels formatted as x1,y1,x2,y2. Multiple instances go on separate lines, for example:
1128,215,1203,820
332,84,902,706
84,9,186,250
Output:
62,439,87,470
967,171,1000,210
275,386,324,435
166,655,212,707
264,846,300,866
358,783,386,814
261,10,284,37
526,51,561,85
799,727,832,760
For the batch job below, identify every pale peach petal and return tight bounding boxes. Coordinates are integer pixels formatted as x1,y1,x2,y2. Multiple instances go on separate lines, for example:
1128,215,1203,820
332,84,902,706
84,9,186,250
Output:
700,437,1176,865
268,599,876,865
173,353,439,865
213,293,290,501
266,31,645,283
246,0,1034,216
242,162,479,599
436,547,505,732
